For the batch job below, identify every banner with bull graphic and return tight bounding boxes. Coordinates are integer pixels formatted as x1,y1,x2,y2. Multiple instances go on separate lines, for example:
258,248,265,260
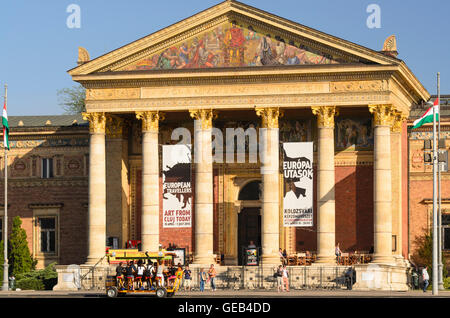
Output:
282,142,314,227
162,144,192,228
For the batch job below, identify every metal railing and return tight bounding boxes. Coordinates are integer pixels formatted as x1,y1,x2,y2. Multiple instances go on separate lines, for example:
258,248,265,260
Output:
79,255,108,290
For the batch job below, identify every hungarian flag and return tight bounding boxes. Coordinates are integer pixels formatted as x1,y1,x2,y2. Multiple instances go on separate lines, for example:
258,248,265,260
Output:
411,98,439,130
2,100,9,150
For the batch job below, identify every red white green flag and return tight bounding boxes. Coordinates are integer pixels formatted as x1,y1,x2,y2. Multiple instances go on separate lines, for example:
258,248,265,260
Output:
2,100,9,150
411,98,439,130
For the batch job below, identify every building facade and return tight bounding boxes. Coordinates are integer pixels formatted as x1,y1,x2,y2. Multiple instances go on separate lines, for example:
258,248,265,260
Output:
68,0,428,270
408,95,450,269
0,115,89,267
2,1,442,290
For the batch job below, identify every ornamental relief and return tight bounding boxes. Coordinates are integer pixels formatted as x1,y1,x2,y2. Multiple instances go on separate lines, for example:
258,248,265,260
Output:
64,156,84,177
331,80,386,92
86,88,140,100
141,82,329,99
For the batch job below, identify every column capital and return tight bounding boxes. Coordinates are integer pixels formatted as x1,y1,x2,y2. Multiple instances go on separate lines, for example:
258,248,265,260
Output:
255,107,283,128
189,109,217,129
311,106,338,128
136,111,165,132
82,112,106,134
105,114,125,138
390,110,407,133
368,104,396,127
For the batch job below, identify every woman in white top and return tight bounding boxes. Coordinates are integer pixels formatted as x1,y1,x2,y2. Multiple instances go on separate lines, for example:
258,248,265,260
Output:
156,261,165,287
136,262,146,289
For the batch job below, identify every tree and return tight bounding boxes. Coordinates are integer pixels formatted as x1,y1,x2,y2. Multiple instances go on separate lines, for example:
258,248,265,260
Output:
57,84,86,114
8,216,36,277
411,230,448,278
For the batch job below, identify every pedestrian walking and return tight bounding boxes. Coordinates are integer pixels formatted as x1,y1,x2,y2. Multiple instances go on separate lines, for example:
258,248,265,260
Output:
275,265,283,292
183,265,192,291
208,264,217,291
199,268,207,292
282,265,289,292
335,243,342,264
422,266,429,292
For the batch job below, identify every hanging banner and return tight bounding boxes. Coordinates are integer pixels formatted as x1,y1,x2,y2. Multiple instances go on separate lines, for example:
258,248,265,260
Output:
162,144,192,228
282,142,314,227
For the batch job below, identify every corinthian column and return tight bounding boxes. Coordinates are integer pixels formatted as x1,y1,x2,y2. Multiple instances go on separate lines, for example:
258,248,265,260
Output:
82,112,107,264
368,104,395,264
189,109,216,265
311,106,338,264
136,111,164,252
256,107,283,264
391,111,406,264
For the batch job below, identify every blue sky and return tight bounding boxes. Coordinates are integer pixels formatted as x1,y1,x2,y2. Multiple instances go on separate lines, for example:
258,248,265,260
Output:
0,0,448,116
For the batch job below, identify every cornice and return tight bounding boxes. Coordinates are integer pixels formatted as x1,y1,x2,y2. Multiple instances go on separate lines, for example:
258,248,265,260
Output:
76,64,397,89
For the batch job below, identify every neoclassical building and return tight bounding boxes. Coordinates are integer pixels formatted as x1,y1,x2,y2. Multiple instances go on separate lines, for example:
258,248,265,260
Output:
66,0,430,285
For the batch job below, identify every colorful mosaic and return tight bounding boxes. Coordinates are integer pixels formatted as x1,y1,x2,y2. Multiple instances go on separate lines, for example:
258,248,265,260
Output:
124,20,342,71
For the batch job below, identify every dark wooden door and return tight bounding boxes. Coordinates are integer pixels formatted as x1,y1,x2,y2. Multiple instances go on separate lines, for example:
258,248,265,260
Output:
238,207,261,265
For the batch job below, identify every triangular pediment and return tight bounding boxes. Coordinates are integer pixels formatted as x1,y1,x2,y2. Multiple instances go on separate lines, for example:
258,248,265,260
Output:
68,0,401,76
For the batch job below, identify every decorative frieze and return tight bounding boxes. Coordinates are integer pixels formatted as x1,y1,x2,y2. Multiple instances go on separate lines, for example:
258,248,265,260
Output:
331,80,387,92
86,88,140,100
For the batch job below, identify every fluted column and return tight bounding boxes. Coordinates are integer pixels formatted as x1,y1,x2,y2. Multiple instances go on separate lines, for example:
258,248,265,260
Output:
190,109,216,265
256,107,283,264
369,104,396,264
311,106,338,264
82,112,107,264
136,111,164,252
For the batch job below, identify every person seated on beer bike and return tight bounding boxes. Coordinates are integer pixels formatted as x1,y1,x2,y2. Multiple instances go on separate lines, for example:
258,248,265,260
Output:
166,264,177,288
125,260,137,290
155,260,166,287
135,260,146,290
143,260,154,290
115,262,126,290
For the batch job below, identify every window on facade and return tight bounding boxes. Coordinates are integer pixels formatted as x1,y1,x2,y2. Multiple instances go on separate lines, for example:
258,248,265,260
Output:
41,158,54,179
443,214,450,251
444,227,450,251
39,217,56,253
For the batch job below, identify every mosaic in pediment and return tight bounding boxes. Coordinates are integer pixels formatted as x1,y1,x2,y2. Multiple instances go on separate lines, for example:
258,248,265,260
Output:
123,20,344,71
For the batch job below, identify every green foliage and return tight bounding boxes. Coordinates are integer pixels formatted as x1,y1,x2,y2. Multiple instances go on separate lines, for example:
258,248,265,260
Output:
57,84,86,114
16,277,44,290
411,230,448,278
0,240,3,280
8,216,36,277
444,277,450,290
16,263,58,290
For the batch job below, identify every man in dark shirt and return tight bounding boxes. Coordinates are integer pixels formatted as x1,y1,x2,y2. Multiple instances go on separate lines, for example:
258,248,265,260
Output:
115,262,126,289
126,261,137,290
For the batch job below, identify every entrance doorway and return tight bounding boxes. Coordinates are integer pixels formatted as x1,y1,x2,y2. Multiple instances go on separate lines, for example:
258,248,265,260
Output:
238,207,261,265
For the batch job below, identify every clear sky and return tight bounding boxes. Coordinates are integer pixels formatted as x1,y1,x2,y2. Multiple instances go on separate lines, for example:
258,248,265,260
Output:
0,0,448,116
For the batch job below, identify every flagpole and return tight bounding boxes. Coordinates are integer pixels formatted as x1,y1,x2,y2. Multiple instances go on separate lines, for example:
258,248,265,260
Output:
432,80,438,296
437,72,444,290
2,84,8,291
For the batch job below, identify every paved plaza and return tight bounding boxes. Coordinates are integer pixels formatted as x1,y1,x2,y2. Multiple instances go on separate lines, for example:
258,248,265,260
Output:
0,288,449,298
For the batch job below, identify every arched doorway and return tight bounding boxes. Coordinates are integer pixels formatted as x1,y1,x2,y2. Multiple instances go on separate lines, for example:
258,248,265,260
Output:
237,180,261,265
